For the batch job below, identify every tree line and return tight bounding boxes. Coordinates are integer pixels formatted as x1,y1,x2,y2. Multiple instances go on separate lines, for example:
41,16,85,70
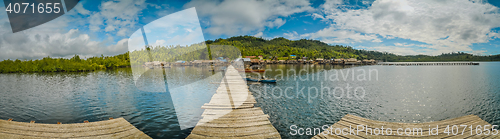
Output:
1,35,499,73
0,53,130,73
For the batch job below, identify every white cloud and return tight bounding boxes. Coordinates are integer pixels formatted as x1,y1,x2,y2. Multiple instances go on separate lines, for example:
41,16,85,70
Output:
143,8,205,47
184,0,314,35
128,7,205,52
148,39,166,47
301,27,382,43
87,0,149,36
312,0,500,55
358,45,431,55
106,38,129,55
394,42,416,47
72,2,91,15
0,27,128,60
253,32,263,37
310,13,325,20
362,0,372,5
0,2,129,60
0,0,175,60
283,31,300,40
472,50,487,55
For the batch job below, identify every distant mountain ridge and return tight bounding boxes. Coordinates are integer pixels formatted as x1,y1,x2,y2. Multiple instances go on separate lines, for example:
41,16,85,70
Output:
206,35,500,62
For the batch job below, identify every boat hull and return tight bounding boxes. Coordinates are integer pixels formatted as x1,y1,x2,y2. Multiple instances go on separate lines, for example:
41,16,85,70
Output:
236,69,266,72
245,78,260,82
240,69,266,72
259,79,276,83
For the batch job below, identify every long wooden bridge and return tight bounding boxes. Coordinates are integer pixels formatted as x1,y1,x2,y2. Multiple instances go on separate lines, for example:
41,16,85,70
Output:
187,65,281,138
378,62,479,66
0,117,151,138
313,114,499,138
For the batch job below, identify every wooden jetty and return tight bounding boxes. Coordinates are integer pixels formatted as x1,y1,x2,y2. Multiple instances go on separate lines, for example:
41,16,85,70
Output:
313,114,499,139
378,62,479,66
0,117,151,138
187,65,281,139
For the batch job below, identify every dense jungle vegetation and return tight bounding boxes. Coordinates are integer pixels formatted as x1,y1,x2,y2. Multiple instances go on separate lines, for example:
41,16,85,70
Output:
1,35,499,73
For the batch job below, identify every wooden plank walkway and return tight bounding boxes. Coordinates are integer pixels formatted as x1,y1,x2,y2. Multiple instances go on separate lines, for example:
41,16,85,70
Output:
187,65,281,139
0,117,151,139
378,62,479,66
313,114,499,139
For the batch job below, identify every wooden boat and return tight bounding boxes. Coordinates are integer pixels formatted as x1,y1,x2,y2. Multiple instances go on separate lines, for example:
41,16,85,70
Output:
259,79,276,83
244,69,265,72
245,77,260,82
236,68,266,72
209,69,225,72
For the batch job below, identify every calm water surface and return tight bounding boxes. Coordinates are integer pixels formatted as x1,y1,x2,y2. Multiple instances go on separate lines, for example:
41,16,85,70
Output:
253,62,500,138
0,62,499,139
0,67,222,138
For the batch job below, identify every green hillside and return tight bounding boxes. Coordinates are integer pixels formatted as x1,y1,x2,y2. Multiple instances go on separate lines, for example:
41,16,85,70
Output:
1,35,499,73
207,36,500,62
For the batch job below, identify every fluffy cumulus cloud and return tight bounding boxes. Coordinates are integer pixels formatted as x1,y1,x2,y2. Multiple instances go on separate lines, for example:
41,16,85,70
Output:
301,27,382,43
310,0,500,55
184,0,314,36
358,45,428,55
0,25,128,60
253,32,263,37
87,0,149,36
0,1,138,60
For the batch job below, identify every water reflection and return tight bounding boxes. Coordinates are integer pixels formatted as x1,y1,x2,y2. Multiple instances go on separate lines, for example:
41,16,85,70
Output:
0,63,499,139
252,62,500,138
0,67,221,138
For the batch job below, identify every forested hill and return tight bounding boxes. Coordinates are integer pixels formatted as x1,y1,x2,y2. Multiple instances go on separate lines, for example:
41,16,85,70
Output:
206,36,362,59
1,35,500,73
206,36,500,62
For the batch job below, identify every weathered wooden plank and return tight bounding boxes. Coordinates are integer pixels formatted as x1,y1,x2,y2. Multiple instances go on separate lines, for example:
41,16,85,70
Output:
199,115,270,122
202,107,263,113
201,105,254,109
188,65,280,138
340,115,480,131
342,114,480,131
313,114,497,139
191,124,278,137
201,110,266,117
333,117,488,138
187,131,281,139
344,114,476,127
196,120,272,128
197,116,270,124
0,125,134,138
484,134,500,139
0,118,151,139
0,118,131,133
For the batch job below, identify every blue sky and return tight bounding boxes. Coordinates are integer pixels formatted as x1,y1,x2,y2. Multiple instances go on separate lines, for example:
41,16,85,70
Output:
0,0,500,60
